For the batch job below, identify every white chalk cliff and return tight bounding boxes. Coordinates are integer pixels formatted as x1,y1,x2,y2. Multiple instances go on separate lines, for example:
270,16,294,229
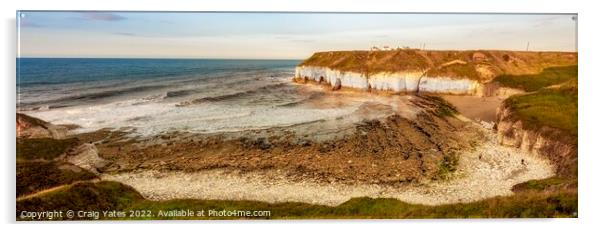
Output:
294,66,482,95
293,50,577,96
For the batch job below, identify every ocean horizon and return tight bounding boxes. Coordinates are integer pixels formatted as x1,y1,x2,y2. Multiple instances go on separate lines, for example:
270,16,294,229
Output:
16,57,369,137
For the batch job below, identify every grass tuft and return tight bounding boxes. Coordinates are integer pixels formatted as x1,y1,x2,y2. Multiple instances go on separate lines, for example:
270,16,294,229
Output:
434,152,459,180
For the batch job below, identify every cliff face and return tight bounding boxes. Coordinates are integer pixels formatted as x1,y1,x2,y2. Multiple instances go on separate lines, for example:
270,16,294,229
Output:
294,50,577,95
295,66,481,94
496,104,577,176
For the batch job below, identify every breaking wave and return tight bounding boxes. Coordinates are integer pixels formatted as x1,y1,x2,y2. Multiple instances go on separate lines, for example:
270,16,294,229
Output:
175,83,290,107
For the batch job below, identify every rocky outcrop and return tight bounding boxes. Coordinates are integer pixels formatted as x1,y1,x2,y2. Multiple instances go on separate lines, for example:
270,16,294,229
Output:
17,113,68,139
495,104,577,176
294,50,577,95
62,143,109,175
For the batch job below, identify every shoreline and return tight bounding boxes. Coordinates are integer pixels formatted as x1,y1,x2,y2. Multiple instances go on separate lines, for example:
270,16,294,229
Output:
15,85,561,208
85,94,484,186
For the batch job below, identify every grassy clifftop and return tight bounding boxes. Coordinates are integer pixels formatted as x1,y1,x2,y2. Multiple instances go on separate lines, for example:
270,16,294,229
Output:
299,50,577,81
498,71,578,177
494,65,577,92
504,81,578,137
17,180,576,220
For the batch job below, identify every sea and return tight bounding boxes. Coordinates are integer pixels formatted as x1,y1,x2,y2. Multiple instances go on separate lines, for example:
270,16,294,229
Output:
17,58,402,137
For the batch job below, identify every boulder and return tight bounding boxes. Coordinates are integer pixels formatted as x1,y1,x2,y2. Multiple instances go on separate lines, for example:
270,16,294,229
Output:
62,143,109,174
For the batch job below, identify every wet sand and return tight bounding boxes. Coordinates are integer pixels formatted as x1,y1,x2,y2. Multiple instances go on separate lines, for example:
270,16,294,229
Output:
442,95,503,122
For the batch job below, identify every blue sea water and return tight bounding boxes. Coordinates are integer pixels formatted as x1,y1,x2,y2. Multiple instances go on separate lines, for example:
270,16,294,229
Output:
17,58,299,109
16,58,403,137
17,58,299,87
16,58,361,136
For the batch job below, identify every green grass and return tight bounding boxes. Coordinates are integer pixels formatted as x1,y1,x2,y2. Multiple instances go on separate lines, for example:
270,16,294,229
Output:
17,181,577,220
17,137,79,160
434,152,459,180
494,65,577,92
300,50,431,76
17,161,97,197
426,62,482,81
123,189,579,219
504,85,578,137
16,137,96,197
17,181,144,220
512,177,577,192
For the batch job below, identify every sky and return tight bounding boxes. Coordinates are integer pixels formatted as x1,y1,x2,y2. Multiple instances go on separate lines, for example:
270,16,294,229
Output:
17,12,577,59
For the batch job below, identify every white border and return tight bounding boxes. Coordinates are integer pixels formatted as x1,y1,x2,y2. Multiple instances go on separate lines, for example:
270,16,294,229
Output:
2,0,601,231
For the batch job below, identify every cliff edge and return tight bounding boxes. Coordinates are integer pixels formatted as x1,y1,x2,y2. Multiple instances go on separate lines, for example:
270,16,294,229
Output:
495,80,577,177
294,50,577,95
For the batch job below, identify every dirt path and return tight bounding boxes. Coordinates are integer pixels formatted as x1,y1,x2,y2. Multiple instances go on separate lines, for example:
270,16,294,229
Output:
102,128,554,206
